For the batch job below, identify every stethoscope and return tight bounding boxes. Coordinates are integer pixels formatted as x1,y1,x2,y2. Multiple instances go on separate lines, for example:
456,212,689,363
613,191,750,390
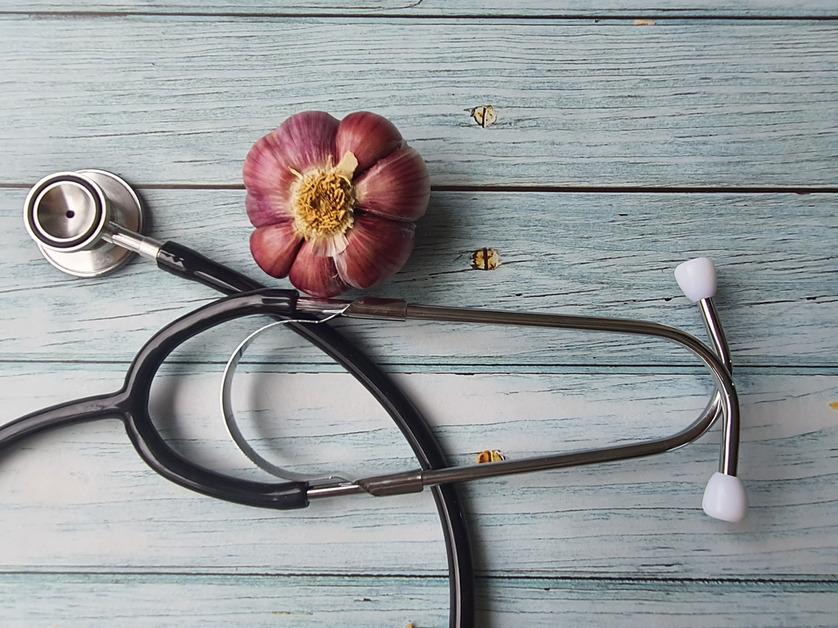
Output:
4,168,748,628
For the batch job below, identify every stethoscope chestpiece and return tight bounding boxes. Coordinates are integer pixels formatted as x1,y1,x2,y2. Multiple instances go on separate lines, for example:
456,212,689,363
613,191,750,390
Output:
23,169,144,278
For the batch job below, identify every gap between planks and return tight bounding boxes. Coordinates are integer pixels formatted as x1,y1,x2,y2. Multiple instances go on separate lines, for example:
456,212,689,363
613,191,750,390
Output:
2,360,837,375
1,183,837,194
1,11,838,21
0,570,835,585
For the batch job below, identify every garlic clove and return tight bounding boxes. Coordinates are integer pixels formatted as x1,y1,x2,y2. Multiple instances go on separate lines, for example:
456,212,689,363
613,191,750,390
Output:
250,221,303,278
354,147,430,222
335,112,404,174
289,242,347,297
272,111,340,173
243,135,297,226
244,112,339,197
246,191,295,228
334,214,415,289
307,231,350,258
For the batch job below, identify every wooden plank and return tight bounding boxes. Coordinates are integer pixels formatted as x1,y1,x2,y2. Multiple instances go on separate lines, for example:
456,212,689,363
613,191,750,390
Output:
1,18,836,187
8,1,838,18
1,367,836,576
1,189,834,367
2,573,837,628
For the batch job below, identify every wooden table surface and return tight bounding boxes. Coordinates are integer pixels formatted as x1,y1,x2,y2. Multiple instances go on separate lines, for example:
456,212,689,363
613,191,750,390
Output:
1,3,837,627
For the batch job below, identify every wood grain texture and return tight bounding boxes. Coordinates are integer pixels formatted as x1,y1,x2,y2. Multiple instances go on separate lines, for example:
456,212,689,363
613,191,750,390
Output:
0,17,836,187
8,1,838,17
2,573,837,628
2,366,836,576
2,7,837,626
1,189,834,367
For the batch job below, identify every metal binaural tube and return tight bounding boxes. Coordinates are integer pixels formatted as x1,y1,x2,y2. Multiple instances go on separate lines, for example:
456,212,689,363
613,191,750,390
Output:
700,299,731,371
699,298,737,476
308,297,739,502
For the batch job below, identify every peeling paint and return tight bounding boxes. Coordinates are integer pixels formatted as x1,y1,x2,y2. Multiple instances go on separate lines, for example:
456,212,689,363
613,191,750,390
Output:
472,247,500,270
634,19,657,26
477,450,506,464
467,104,497,128
830,401,838,411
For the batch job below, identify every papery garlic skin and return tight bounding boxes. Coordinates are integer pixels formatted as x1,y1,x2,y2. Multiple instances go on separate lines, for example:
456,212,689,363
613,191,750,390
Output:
244,111,430,297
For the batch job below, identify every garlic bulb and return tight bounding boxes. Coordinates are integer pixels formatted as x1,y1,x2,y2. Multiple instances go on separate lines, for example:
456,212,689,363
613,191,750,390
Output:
244,111,430,297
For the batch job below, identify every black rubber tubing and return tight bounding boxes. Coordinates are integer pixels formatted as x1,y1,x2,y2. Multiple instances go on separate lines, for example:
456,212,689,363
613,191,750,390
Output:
156,241,475,627
0,240,475,628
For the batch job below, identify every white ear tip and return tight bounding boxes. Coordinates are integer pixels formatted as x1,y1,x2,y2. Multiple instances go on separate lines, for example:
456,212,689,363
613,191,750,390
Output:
674,257,717,302
702,472,747,522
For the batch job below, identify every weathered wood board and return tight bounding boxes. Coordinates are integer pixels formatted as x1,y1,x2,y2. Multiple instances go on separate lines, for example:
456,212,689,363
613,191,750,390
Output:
2,574,837,628
9,1,838,17
1,190,835,368
0,18,836,187
1,6,836,627
2,368,836,577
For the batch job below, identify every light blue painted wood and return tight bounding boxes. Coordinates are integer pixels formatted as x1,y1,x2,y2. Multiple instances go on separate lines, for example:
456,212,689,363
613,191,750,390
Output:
1,189,834,367
2,573,837,628
0,18,836,187
8,1,838,17
1,367,836,576
1,7,836,627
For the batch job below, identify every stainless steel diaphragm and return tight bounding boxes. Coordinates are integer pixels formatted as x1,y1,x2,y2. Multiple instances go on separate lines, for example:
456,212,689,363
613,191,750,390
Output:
23,169,144,277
